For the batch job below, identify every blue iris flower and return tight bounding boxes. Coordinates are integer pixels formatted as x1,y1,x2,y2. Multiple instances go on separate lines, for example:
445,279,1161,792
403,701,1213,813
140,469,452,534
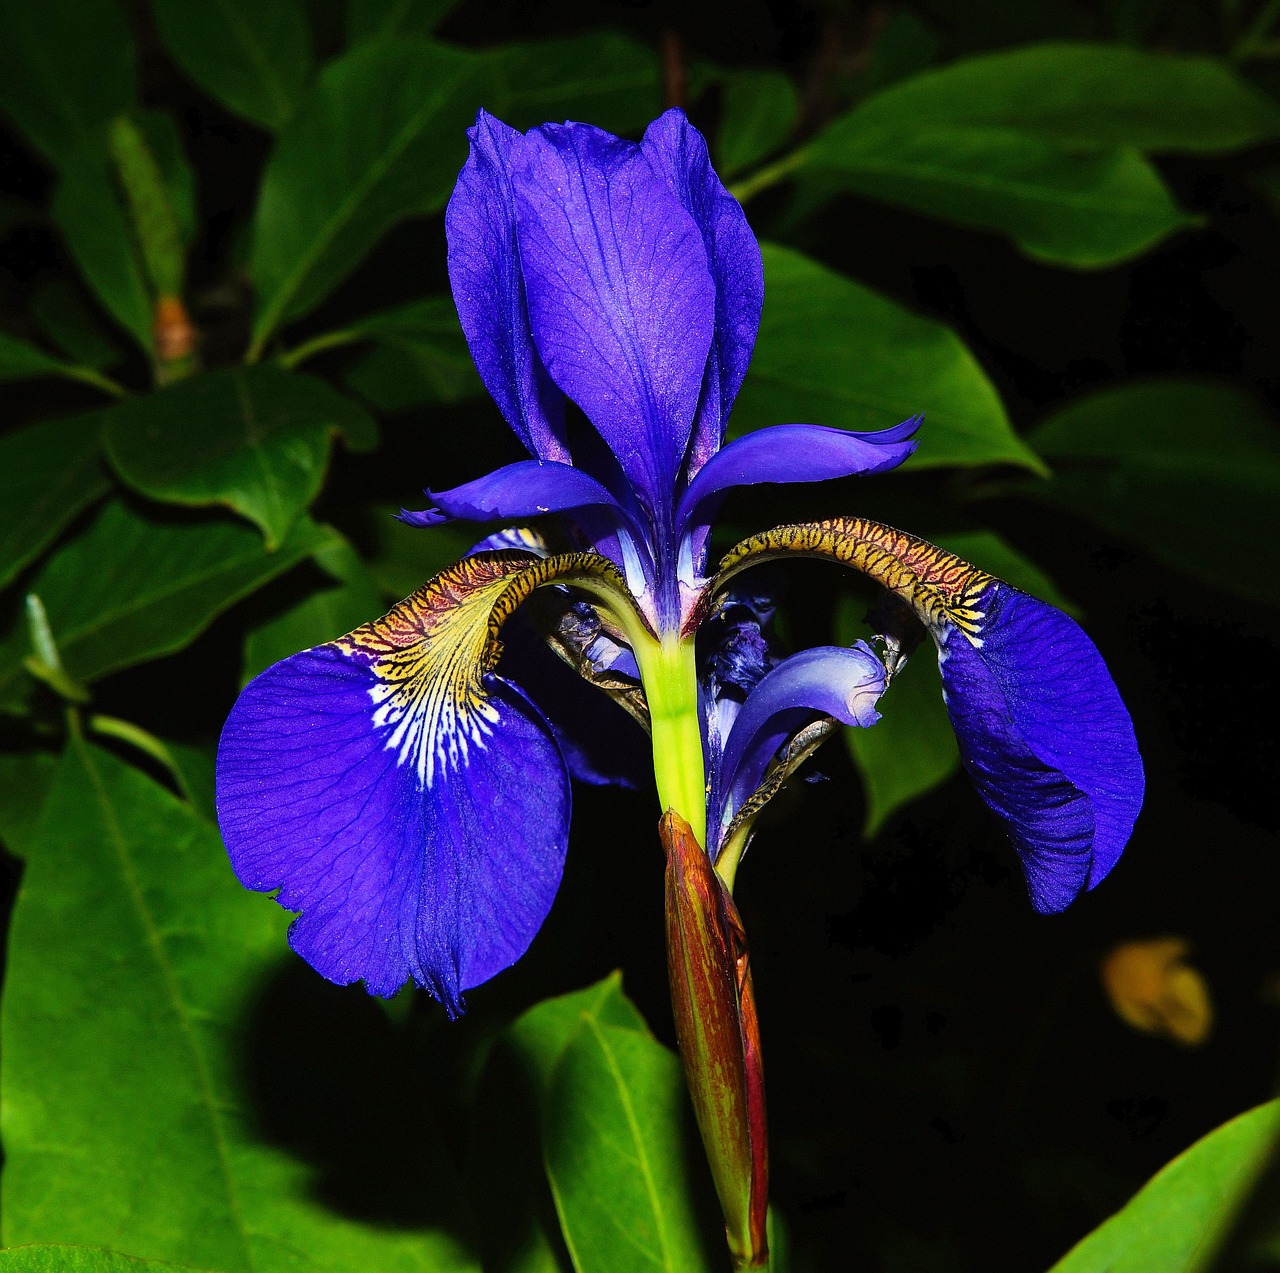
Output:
216,109,1143,1018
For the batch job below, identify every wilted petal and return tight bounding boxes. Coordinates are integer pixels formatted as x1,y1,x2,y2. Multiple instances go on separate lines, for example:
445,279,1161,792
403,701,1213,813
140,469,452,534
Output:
642,109,763,476
939,585,1144,911
447,110,568,462
511,122,715,515
678,418,920,536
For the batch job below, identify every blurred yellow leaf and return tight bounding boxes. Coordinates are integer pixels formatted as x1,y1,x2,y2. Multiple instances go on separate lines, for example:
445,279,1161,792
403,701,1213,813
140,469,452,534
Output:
1100,938,1213,1047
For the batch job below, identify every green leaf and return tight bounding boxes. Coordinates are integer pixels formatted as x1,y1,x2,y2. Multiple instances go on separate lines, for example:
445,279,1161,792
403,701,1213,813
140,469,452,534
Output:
0,1246,208,1272
1022,380,1280,607
153,0,314,132
341,296,481,409
733,244,1044,473
846,43,1280,153
248,38,481,353
30,279,125,371
466,975,650,1273
837,595,958,836
365,510,475,600
242,532,383,681
801,124,1193,269
545,1018,710,1273
0,501,333,708
793,43,1277,268
716,70,798,178
102,365,378,548
481,33,662,136
0,0,136,166
0,330,81,383
1050,1100,1280,1273
0,739,479,1271
0,751,59,855
346,0,460,42
0,413,109,591
52,113,198,353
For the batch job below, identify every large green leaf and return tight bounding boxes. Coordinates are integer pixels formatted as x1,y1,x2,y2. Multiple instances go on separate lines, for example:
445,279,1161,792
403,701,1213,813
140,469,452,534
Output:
801,125,1192,269
733,244,1044,473
1022,381,1280,607
241,533,383,681
338,296,481,410
838,532,1075,833
152,0,314,132
102,365,377,548
481,33,662,135
0,413,109,591
545,1018,711,1273
1050,1100,1280,1272
0,330,82,383
346,0,460,43
716,70,798,178
248,38,481,353
0,1247,207,1272
0,0,136,166
844,43,1280,153
466,976,651,1273
795,43,1276,268
0,751,59,855
0,739,478,1271
0,501,332,707
52,113,198,352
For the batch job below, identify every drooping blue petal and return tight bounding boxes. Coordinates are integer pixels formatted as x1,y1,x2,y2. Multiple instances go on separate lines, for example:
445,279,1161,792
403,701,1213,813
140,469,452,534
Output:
446,110,569,463
677,419,920,537
399,459,632,529
641,109,763,477
715,643,886,848
938,585,1144,913
510,121,715,516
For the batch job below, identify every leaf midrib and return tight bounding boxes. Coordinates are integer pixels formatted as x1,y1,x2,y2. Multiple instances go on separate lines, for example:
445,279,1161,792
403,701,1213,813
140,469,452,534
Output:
79,740,256,1272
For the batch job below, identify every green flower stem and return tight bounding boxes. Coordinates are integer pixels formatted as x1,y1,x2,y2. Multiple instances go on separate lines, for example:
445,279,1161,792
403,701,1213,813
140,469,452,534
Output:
275,328,366,370
634,633,708,850
727,149,805,206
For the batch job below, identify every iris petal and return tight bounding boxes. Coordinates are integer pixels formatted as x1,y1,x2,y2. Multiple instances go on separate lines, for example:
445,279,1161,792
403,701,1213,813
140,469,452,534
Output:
678,419,920,537
400,459,630,527
447,110,569,462
940,586,1144,911
511,121,715,516
217,649,568,1017
716,643,886,843
641,109,764,477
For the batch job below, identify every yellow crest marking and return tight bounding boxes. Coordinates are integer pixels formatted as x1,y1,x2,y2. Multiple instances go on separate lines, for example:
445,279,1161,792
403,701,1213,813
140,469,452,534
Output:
718,518,995,641
335,551,629,786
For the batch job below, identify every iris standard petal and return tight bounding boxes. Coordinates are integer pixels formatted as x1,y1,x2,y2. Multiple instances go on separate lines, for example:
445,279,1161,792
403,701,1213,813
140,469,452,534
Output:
217,651,568,1016
641,109,764,476
400,459,631,527
717,643,886,838
677,418,920,536
446,110,569,462
939,585,1144,910
511,121,715,514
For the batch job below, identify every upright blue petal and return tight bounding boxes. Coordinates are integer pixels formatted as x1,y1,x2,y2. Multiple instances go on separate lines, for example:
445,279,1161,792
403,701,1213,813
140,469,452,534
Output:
939,585,1144,912
641,109,764,477
447,111,569,463
511,122,715,518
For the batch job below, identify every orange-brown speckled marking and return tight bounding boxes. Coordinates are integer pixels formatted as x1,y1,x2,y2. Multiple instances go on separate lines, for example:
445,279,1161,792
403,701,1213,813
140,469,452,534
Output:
335,550,632,786
718,518,996,640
